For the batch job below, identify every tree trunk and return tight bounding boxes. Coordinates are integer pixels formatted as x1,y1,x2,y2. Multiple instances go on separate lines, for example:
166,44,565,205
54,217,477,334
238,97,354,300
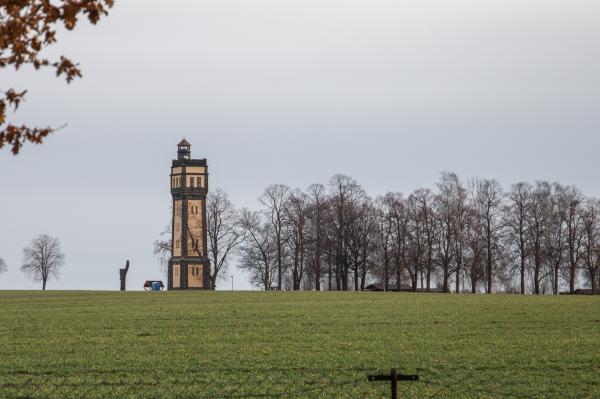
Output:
553,264,559,295
442,261,449,293
119,260,129,291
455,252,462,294
327,248,333,291
315,252,321,291
277,241,282,290
569,262,576,294
520,256,525,295
383,252,389,292
426,252,432,292
42,278,47,291
395,255,402,291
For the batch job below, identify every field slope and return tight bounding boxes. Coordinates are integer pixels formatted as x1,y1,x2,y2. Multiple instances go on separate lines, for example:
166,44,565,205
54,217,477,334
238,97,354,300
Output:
0,291,599,398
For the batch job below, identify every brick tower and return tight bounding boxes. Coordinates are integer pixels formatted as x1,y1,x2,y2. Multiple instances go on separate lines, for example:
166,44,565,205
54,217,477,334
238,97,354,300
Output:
168,139,210,290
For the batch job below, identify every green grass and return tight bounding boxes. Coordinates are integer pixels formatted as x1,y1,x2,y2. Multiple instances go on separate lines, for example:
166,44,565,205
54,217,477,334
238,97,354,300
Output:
0,291,599,398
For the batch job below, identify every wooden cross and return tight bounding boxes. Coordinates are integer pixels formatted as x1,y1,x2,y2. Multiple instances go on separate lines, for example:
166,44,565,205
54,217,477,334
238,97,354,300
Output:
368,368,419,399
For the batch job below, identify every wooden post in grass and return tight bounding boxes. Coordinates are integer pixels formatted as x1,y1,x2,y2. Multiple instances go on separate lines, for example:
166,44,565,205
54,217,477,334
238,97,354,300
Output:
368,368,419,399
119,260,130,291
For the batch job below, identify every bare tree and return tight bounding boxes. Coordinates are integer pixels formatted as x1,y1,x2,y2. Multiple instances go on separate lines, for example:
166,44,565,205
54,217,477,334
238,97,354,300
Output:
328,174,366,291
21,234,65,290
412,189,435,291
0,257,7,276
374,195,395,290
406,192,426,291
581,198,600,293
435,173,464,293
465,203,486,293
474,179,504,294
260,184,290,290
153,224,172,275
527,182,553,294
205,189,245,290
284,190,309,290
239,208,277,290
556,185,584,293
544,184,566,295
306,184,329,290
506,182,532,294
389,193,410,290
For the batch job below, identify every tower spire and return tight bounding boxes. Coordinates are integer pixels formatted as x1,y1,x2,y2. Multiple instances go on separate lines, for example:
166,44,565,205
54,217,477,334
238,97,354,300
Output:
177,138,191,160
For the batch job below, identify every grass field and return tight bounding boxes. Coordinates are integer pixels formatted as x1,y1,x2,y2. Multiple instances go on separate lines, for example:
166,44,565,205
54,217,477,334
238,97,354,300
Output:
0,291,599,398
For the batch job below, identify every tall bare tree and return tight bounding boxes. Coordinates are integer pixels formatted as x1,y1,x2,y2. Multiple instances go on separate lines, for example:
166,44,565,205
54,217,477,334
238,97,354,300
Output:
205,189,245,290
374,195,395,290
389,193,410,290
435,173,463,293
239,208,277,290
21,234,65,290
527,182,552,294
328,174,366,291
260,184,290,290
581,199,600,293
506,182,532,294
556,185,584,293
547,184,567,295
406,193,426,291
474,179,504,294
412,189,435,291
284,190,309,290
0,257,7,276
465,203,486,293
306,183,329,290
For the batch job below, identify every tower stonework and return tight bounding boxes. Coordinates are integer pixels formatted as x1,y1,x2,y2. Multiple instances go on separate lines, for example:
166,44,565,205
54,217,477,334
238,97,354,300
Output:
168,139,211,290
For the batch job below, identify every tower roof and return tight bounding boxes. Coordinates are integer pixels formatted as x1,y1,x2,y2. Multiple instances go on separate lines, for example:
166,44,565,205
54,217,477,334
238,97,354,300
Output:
178,138,191,147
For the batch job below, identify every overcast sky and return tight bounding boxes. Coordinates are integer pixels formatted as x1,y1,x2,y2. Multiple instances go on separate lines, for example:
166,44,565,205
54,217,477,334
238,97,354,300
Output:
1,0,599,290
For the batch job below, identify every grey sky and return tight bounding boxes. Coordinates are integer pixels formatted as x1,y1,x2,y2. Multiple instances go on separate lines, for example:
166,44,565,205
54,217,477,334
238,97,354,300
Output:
1,0,599,290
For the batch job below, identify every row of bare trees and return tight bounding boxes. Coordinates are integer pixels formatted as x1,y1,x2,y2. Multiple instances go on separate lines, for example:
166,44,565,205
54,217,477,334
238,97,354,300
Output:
237,173,600,294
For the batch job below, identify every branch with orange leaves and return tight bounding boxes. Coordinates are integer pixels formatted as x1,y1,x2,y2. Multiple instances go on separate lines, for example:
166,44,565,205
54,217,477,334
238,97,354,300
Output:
0,0,114,155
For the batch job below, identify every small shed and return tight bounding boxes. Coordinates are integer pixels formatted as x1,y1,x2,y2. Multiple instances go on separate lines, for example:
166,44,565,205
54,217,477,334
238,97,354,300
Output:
364,283,414,292
143,280,165,291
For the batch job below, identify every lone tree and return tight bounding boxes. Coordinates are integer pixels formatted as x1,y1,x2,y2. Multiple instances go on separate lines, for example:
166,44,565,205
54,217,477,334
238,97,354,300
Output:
119,260,130,291
21,234,65,290
1,0,114,155
0,257,7,276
